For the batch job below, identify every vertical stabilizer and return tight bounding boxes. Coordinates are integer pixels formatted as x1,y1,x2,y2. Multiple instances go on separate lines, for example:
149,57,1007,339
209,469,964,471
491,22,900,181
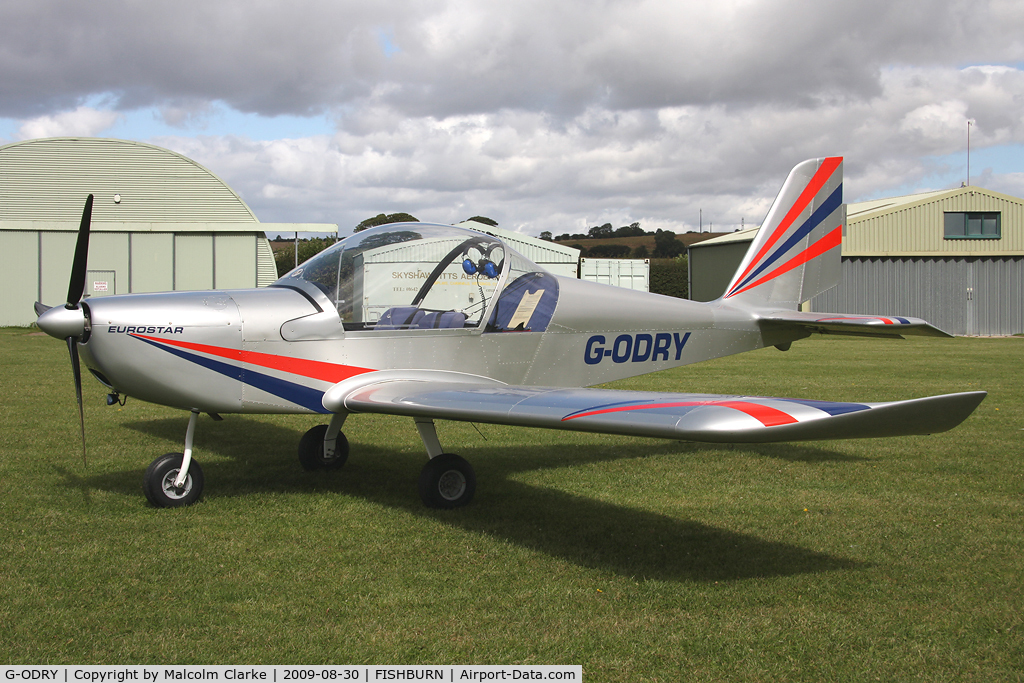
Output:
721,157,844,309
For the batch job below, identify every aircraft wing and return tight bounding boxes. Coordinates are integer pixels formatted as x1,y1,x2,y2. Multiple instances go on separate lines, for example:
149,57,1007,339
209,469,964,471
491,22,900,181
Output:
757,311,953,338
324,376,985,443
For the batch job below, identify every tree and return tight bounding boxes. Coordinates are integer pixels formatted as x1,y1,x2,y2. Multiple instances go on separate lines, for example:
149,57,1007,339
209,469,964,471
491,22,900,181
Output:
354,212,419,232
652,229,684,258
355,230,423,251
465,216,498,226
588,223,613,238
539,231,553,241
274,237,336,277
613,222,645,237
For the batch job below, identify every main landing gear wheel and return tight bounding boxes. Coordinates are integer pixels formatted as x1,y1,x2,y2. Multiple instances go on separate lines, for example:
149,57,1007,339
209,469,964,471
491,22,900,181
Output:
298,424,349,471
418,454,476,509
143,453,205,508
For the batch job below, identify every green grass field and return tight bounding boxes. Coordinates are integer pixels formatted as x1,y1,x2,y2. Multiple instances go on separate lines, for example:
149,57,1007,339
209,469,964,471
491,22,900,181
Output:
1,327,1021,680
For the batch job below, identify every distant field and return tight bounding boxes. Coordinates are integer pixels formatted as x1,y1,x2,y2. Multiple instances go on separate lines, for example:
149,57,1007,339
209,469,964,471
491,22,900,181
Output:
1,328,1021,679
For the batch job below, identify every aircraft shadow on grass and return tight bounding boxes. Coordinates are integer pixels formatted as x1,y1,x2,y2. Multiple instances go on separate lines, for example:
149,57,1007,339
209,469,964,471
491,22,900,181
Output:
77,416,865,583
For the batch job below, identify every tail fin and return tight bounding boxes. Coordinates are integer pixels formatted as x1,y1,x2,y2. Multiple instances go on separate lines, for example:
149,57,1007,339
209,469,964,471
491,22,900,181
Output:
722,157,844,309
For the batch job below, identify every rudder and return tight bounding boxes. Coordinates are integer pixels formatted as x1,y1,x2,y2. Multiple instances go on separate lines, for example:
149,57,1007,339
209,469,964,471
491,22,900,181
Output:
721,157,844,309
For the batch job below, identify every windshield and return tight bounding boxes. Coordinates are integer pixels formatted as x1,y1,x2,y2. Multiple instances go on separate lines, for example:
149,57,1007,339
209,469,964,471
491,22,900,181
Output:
273,223,554,331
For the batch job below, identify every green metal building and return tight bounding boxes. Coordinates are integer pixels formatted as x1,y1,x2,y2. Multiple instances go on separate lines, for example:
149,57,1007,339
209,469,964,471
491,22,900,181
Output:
687,185,1024,335
0,137,335,327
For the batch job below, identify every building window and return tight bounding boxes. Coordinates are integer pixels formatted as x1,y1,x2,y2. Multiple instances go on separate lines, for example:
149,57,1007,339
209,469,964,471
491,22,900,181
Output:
944,212,1001,239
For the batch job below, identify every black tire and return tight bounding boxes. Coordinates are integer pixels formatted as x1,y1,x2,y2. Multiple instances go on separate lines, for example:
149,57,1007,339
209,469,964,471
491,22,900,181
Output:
298,425,349,471
418,454,476,509
143,453,204,508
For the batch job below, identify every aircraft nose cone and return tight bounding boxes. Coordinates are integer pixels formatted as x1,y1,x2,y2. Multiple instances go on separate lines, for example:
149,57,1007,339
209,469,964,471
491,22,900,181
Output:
37,305,86,340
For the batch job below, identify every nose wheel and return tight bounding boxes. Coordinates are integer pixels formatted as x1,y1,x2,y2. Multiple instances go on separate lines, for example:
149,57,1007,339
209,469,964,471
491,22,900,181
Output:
144,408,205,508
144,452,205,507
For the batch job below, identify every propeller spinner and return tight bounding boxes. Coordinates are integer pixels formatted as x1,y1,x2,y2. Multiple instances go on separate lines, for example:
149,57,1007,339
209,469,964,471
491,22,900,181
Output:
36,195,94,466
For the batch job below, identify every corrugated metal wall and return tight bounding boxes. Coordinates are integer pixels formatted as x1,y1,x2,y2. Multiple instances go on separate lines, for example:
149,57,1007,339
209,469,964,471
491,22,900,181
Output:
256,237,278,287
0,139,319,326
0,229,265,326
688,241,751,301
132,233,174,292
0,231,38,324
0,138,258,223
810,257,1024,336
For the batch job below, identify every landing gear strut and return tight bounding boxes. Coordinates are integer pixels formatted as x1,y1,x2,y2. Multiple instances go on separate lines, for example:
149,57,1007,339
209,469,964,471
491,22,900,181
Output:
144,409,205,507
298,413,349,470
414,418,475,509
295,415,476,508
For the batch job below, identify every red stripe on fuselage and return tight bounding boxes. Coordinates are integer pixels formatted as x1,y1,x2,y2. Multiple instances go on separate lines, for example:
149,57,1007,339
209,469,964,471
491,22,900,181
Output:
562,400,799,427
133,334,374,383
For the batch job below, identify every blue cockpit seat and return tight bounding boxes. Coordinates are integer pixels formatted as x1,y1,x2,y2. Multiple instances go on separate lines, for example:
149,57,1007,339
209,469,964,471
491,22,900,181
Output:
375,306,467,330
418,310,468,329
487,272,559,332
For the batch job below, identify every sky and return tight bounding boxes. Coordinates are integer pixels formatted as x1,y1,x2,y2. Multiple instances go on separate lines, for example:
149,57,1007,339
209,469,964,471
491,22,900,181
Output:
2,0,1024,238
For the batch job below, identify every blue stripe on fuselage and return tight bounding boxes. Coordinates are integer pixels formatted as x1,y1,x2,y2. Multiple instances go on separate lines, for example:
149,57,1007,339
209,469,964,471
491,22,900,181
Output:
133,335,329,413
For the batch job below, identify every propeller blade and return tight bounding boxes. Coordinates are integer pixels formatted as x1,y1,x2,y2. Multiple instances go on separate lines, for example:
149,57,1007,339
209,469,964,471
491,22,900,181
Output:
67,336,87,467
34,301,53,317
66,194,94,308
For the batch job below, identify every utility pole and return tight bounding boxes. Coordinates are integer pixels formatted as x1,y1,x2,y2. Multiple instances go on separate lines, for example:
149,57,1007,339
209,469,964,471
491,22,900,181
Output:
966,119,973,187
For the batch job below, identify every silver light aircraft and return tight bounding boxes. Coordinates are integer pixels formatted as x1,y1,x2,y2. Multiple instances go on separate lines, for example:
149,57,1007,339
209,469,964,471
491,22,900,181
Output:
36,157,986,509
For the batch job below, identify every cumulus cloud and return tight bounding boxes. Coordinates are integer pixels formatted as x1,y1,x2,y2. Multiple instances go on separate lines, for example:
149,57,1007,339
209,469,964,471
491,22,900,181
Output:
17,106,122,139
3,0,1023,119
142,59,1024,236
3,0,1024,235
157,100,220,129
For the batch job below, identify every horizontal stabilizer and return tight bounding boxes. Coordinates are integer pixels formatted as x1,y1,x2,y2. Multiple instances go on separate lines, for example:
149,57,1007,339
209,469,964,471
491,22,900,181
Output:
759,311,952,339
334,376,985,444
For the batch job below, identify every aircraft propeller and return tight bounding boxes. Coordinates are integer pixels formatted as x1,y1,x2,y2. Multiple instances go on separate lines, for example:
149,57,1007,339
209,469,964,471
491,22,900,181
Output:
36,195,94,466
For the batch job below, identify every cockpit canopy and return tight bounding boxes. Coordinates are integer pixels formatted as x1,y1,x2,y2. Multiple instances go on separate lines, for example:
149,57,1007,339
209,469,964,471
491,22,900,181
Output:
272,224,559,333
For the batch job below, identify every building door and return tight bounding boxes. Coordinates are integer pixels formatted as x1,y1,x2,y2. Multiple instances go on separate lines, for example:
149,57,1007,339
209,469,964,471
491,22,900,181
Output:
86,270,116,298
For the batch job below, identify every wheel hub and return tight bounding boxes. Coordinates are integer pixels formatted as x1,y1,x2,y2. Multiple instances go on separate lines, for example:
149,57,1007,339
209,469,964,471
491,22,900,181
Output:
160,469,192,500
437,470,467,501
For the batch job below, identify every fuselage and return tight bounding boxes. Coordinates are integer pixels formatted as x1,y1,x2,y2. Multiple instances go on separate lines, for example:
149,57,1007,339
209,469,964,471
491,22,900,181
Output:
78,280,767,415
72,223,773,415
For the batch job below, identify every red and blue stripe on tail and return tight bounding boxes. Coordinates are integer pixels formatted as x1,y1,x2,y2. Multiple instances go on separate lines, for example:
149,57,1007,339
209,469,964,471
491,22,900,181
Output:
723,157,844,308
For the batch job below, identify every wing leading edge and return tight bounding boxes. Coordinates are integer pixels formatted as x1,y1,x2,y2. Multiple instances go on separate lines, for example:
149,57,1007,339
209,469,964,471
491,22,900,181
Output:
326,377,985,444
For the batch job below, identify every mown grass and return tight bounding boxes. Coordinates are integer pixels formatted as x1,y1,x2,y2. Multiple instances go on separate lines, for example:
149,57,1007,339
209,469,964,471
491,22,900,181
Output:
1,327,1021,680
